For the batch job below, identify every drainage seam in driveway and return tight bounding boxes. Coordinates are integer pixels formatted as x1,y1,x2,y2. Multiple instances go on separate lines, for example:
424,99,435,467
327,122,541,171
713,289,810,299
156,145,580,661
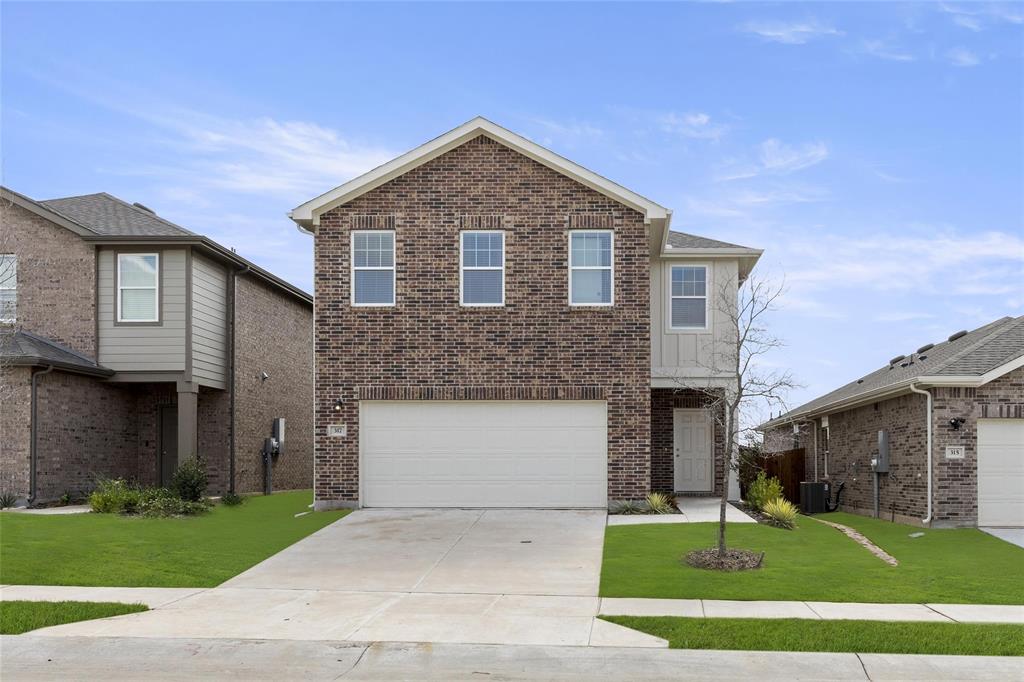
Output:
409,510,486,592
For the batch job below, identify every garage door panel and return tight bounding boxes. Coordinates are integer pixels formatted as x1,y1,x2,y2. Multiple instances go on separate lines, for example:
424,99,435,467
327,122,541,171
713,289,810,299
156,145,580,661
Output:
977,419,1024,528
360,401,607,508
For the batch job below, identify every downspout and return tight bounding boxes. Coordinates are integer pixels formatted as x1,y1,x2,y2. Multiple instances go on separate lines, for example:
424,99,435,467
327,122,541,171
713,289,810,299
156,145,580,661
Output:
28,364,55,505
812,420,818,481
909,382,933,525
228,264,250,494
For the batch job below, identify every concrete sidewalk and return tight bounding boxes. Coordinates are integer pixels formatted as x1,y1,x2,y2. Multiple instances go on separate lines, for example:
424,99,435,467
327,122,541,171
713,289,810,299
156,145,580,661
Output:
3,636,1021,681
608,497,756,526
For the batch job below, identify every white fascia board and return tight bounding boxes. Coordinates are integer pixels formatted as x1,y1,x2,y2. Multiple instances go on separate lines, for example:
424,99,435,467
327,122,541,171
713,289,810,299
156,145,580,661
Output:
289,117,670,233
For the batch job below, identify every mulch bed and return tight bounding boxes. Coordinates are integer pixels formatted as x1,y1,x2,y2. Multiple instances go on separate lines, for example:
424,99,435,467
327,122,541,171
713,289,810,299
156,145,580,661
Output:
685,547,765,571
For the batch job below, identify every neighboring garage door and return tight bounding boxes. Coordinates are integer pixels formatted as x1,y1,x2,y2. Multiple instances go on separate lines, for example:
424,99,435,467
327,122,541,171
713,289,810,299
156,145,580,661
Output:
360,400,608,508
977,419,1024,527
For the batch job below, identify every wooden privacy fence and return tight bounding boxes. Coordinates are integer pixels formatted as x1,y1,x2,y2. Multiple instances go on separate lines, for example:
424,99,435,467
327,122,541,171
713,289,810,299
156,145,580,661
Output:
759,448,806,504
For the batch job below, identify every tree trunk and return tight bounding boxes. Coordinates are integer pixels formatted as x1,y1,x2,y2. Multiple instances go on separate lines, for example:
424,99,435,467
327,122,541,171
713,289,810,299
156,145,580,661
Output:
717,401,732,558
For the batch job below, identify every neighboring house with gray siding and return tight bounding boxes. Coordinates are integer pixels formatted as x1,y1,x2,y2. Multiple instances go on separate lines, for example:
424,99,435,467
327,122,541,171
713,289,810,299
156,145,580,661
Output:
759,316,1024,529
0,187,313,505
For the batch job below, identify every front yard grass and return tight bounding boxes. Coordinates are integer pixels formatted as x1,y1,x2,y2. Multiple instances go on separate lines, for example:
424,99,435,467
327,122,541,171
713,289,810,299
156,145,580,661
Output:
1,601,149,635
0,491,348,587
601,512,1024,604
601,616,1024,657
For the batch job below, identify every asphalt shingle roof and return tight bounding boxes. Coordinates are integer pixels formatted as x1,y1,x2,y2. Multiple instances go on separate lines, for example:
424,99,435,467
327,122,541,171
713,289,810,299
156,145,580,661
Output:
0,329,113,376
41,193,194,237
666,231,755,250
765,315,1024,425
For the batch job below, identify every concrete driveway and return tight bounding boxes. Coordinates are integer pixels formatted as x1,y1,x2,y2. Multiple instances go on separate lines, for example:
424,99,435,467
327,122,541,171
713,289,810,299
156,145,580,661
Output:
33,509,660,647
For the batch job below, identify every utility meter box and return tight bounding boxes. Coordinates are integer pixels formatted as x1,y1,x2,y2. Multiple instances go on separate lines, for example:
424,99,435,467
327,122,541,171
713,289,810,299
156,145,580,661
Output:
875,430,890,473
272,418,286,458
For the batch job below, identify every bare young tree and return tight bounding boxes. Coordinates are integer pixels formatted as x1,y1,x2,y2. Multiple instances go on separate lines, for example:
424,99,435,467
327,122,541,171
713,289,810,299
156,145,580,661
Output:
672,273,797,559
0,195,17,401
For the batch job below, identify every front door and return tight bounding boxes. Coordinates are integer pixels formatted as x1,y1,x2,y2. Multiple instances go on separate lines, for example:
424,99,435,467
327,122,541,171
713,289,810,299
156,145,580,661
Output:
159,405,178,486
674,408,712,492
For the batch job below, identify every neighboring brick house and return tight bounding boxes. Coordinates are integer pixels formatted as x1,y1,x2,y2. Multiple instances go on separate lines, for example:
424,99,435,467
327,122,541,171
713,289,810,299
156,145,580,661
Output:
759,316,1024,528
0,187,313,504
289,117,762,510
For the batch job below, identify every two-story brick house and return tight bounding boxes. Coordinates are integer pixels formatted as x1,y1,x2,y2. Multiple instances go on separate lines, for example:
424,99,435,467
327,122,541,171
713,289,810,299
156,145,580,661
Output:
290,118,761,510
0,187,313,505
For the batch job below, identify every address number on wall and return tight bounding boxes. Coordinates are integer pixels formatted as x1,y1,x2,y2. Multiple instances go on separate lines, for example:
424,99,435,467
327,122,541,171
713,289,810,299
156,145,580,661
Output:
945,446,965,459
327,424,347,438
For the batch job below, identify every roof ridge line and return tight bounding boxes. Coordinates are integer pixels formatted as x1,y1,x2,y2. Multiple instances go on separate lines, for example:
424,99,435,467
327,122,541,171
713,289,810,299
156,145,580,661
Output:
929,316,1019,374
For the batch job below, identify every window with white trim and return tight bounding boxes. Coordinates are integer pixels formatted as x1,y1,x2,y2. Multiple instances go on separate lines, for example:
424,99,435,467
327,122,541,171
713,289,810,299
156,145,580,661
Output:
0,254,16,322
670,265,707,329
117,253,159,322
352,231,395,306
460,231,504,306
569,230,613,305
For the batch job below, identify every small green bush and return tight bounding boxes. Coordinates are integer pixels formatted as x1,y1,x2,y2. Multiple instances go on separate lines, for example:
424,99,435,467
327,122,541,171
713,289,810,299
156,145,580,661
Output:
139,496,210,518
746,472,784,512
220,491,245,507
0,491,17,509
88,478,141,514
171,457,208,502
609,500,645,515
645,492,675,515
763,497,799,529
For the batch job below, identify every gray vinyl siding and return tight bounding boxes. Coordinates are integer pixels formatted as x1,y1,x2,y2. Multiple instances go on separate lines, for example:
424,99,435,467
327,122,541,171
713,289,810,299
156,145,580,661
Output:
650,258,739,378
98,249,187,371
190,253,228,389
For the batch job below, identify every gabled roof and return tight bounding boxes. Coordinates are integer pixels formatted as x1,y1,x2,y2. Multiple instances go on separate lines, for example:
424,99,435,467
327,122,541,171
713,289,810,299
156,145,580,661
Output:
760,315,1024,430
289,116,671,232
664,231,763,280
666,232,754,251
41,193,194,237
0,329,114,377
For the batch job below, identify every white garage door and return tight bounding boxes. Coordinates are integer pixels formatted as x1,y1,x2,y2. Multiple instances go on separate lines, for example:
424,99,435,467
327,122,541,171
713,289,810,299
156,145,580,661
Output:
977,419,1024,527
360,400,607,508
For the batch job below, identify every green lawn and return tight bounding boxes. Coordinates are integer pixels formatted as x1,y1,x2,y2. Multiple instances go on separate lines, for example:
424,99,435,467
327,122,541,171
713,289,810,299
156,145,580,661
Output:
0,491,348,587
602,617,1024,657
601,512,1024,604
1,601,149,635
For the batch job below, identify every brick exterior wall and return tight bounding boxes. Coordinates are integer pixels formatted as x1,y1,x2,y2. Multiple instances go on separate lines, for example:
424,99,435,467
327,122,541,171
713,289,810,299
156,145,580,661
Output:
314,135,651,507
233,275,313,493
651,388,726,496
1,202,96,358
761,366,1024,527
198,386,231,494
0,367,32,500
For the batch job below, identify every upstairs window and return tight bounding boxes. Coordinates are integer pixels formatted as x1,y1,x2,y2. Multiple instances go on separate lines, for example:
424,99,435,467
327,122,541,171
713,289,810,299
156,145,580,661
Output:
0,254,15,322
569,230,613,305
117,253,159,322
352,231,395,306
670,265,707,329
461,231,504,306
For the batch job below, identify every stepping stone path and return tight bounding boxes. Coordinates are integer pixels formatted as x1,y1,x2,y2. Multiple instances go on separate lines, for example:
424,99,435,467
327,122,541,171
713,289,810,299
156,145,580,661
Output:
811,518,899,566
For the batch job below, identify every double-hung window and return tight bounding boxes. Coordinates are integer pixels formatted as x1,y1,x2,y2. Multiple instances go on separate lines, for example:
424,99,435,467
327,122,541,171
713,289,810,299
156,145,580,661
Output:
117,253,159,322
669,265,707,329
0,254,16,322
569,230,613,305
460,231,504,306
352,231,395,306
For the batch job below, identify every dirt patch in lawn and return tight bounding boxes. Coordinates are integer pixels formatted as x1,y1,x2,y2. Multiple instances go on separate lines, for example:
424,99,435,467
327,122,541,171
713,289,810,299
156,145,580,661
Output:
685,548,765,571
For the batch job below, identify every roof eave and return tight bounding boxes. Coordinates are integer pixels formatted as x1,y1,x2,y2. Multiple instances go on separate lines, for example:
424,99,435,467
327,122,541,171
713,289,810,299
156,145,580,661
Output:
6,356,115,377
1,186,96,237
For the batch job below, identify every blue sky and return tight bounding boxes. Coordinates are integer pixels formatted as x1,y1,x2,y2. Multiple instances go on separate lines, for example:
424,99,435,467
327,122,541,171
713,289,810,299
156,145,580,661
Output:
3,2,1022,413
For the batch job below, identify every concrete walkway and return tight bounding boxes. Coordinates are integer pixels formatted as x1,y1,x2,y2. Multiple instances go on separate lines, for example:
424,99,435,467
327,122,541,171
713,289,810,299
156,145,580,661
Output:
982,527,1024,549
608,497,756,525
3,636,1022,681
0,585,204,608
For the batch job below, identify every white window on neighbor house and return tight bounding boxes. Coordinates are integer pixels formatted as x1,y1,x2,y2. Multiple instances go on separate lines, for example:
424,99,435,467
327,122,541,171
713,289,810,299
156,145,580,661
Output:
351,231,395,306
117,253,159,322
460,231,504,306
670,265,707,329
569,230,613,305
0,254,16,322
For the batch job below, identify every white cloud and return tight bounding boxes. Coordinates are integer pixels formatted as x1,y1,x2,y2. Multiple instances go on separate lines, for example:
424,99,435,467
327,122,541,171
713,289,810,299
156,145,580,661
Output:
758,139,829,174
659,112,728,141
939,3,1024,30
860,39,916,62
530,117,605,148
952,14,984,31
946,46,981,67
739,20,843,45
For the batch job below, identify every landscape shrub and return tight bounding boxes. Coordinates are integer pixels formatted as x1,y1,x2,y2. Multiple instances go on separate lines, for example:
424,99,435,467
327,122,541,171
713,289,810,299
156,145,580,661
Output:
746,472,784,512
762,497,799,529
220,491,245,507
88,478,141,514
0,491,17,509
609,500,646,515
139,495,210,518
171,457,207,502
645,492,675,514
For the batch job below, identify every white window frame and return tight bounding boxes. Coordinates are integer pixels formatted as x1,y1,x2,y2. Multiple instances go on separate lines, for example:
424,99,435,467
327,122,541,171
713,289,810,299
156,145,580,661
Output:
460,230,505,307
350,230,396,307
117,253,160,323
568,229,614,307
668,263,709,332
0,254,16,323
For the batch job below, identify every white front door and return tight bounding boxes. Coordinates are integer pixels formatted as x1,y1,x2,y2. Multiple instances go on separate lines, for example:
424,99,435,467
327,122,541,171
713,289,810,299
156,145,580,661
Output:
360,400,608,508
674,408,712,492
977,419,1024,527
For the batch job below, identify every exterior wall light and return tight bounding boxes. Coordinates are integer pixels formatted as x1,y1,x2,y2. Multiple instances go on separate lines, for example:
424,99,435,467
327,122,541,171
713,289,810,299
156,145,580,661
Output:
333,398,343,412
